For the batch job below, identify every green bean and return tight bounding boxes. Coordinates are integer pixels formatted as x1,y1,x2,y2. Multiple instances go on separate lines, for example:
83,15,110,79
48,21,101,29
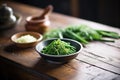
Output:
41,39,76,55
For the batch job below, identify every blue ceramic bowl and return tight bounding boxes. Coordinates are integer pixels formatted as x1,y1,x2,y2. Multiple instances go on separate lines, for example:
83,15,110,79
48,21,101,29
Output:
35,38,83,63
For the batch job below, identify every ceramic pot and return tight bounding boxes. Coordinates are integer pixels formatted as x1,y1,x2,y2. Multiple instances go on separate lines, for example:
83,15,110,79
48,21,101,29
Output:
25,5,53,34
25,16,50,34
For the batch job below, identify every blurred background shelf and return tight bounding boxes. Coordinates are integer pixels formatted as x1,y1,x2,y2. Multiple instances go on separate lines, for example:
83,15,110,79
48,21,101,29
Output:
1,0,120,28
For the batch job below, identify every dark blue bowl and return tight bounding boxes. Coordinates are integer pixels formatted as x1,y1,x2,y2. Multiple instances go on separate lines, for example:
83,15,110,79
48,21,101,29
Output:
35,38,83,63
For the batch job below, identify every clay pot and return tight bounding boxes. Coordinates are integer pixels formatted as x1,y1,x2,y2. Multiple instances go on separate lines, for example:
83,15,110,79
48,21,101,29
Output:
25,5,53,34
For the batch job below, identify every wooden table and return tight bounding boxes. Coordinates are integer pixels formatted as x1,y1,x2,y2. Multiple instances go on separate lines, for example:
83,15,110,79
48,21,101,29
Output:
0,1,120,80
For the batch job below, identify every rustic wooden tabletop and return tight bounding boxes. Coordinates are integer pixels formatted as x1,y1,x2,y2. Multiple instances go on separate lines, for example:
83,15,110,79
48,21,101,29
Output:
0,1,120,80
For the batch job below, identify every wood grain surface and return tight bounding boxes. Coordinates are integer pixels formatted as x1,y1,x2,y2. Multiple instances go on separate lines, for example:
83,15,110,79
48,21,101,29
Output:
0,1,120,80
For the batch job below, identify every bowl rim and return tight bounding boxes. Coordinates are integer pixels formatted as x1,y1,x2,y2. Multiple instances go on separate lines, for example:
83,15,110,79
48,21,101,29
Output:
11,31,43,44
26,16,48,24
35,38,83,57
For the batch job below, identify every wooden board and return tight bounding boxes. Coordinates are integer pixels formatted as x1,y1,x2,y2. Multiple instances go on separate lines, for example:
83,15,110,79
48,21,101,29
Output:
0,1,120,80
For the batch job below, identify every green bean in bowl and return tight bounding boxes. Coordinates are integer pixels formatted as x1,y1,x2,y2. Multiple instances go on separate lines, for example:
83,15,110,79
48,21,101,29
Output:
41,39,76,55
35,38,83,64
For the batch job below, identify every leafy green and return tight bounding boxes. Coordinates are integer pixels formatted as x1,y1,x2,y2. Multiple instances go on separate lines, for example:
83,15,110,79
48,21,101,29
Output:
63,29,89,44
65,25,102,41
43,29,63,39
43,25,120,45
96,30,120,39
41,39,76,55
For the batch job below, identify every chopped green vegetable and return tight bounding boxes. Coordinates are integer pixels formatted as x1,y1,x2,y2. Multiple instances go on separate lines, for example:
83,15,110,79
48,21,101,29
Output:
43,25,120,45
41,39,76,55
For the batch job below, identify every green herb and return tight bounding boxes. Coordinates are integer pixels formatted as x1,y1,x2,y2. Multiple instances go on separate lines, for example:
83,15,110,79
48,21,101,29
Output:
96,30,120,39
43,29,63,39
63,29,88,44
41,39,76,55
43,25,120,45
